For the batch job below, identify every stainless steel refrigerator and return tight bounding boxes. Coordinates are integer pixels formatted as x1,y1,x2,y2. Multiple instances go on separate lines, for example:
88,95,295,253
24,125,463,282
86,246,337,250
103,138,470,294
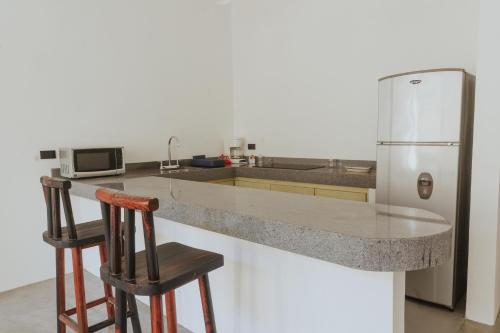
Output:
376,69,475,309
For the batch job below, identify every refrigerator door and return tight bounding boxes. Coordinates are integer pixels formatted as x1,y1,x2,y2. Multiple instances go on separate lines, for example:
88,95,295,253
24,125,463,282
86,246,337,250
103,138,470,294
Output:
378,70,464,143
376,144,459,308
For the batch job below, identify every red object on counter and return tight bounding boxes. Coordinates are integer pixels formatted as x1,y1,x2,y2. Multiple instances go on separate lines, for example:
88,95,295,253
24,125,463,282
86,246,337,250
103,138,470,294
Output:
219,154,232,165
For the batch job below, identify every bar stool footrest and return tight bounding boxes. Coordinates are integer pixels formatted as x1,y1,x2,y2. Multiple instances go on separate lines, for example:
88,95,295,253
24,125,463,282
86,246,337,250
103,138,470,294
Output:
88,311,136,333
59,309,136,332
63,296,109,316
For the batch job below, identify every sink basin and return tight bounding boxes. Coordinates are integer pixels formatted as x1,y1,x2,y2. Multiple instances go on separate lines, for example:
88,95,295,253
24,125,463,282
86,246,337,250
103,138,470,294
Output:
161,164,181,170
159,168,191,175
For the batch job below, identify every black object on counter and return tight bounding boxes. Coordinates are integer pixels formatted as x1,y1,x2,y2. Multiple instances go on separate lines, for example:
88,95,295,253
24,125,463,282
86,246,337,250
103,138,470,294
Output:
191,156,225,168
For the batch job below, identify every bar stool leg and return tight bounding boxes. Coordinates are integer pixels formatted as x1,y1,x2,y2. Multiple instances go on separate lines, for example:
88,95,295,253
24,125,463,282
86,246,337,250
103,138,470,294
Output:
115,290,128,333
98,243,115,318
56,248,66,333
71,247,89,333
127,293,142,333
165,290,177,333
199,275,217,333
150,295,164,333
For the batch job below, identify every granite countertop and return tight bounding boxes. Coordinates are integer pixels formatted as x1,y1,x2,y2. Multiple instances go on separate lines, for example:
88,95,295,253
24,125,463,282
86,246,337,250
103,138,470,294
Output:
69,168,452,273
96,162,376,189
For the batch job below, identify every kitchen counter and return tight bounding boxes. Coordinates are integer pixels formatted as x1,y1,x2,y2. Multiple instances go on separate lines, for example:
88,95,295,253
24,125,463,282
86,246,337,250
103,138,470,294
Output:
70,168,451,272
91,162,376,188
67,165,452,333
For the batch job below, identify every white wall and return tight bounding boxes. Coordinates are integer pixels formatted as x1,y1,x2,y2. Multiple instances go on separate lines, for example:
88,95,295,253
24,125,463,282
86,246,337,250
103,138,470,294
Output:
465,0,500,325
231,0,479,160
0,0,233,292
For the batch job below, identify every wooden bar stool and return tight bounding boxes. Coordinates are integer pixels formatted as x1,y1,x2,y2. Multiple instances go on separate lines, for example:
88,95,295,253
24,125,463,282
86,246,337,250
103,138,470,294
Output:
40,176,141,333
96,189,224,333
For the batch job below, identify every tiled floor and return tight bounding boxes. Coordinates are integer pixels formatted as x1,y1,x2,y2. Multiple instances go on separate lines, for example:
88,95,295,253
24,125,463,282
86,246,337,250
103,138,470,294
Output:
0,271,191,333
406,297,500,333
0,271,499,333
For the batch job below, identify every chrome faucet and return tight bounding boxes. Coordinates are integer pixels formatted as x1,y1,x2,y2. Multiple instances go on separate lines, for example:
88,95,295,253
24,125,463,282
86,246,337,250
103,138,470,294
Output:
161,136,181,170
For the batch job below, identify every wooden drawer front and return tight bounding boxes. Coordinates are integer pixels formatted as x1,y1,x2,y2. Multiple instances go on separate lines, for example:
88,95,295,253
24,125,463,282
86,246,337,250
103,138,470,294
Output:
270,184,314,195
315,188,367,202
235,180,271,190
208,179,235,186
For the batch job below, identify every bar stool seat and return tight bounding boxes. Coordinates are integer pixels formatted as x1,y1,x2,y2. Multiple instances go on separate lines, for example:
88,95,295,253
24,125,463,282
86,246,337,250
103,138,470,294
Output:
101,242,223,296
43,219,105,248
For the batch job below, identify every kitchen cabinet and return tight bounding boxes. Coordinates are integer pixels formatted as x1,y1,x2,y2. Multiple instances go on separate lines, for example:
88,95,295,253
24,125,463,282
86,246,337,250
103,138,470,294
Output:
207,178,235,186
234,179,271,190
270,183,315,195
315,188,367,202
206,177,369,202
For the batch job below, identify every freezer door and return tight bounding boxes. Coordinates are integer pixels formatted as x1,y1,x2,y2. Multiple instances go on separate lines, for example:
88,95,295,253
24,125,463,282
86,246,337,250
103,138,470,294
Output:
376,144,459,308
378,71,464,143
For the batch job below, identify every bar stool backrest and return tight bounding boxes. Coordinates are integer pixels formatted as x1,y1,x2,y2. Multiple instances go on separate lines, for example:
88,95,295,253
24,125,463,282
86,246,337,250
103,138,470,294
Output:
40,176,77,240
96,188,160,284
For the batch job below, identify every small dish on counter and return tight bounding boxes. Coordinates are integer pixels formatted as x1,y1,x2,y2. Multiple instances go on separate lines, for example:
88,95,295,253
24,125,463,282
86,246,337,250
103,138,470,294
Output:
344,166,372,173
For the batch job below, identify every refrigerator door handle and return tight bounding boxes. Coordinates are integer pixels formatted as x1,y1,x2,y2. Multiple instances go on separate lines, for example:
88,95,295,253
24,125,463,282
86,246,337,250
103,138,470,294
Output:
417,172,434,200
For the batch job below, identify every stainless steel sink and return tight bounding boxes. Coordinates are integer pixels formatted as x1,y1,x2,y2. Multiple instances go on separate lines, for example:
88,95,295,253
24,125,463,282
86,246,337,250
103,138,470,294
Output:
159,168,191,175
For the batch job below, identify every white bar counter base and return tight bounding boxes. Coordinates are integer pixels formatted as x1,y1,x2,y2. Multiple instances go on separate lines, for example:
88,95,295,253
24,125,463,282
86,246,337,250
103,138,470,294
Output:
67,176,451,333
74,195,405,333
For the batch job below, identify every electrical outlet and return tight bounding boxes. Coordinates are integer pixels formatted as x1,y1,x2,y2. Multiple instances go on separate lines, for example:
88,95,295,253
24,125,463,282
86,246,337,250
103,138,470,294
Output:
40,150,57,160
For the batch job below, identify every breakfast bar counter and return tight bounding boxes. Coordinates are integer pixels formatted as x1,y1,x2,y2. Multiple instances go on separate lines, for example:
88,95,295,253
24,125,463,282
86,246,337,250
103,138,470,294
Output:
68,170,452,333
71,175,450,272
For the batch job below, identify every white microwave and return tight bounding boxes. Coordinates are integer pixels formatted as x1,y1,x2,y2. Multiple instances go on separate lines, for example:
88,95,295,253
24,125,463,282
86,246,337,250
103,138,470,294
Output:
59,147,125,178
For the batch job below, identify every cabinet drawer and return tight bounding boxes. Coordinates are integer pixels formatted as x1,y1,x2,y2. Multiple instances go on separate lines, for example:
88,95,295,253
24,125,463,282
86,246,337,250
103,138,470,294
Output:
235,180,271,190
270,184,314,195
315,188,367,202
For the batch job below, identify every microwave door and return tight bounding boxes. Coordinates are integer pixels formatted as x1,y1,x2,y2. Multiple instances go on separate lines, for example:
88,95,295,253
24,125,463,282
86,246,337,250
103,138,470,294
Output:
59,147,124,179
70,148,124,178
74,148,117,173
